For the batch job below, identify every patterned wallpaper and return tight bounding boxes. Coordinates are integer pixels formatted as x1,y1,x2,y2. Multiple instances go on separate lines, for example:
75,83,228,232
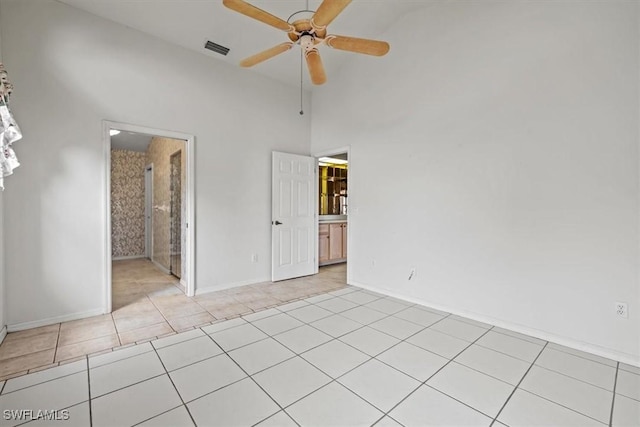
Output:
111,149,146,258
147,137,186,277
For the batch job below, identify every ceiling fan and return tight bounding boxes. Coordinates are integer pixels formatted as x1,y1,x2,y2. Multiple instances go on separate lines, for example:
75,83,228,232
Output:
222,0,390,85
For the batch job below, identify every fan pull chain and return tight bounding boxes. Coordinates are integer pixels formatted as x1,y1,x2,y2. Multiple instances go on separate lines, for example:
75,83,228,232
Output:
299,48,304,115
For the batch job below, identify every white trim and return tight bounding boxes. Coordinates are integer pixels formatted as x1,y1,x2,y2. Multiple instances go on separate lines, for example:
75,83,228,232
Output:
7,309,105,333
151,259,171,275
144,164,154,259
319,259,347,267
195,276,271,296
112,255,146,261
103,120,197,315
312,146,351,284
350,280,640,368
0,326,6,345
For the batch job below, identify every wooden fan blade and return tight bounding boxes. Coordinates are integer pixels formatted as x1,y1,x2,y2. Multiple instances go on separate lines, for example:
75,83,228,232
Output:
311,0,351,29
240,42,294,67
326,35,390,56
305,49,327,85
223,0,293,32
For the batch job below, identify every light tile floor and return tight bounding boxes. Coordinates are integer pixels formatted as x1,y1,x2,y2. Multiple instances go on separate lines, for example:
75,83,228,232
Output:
0,285,638,426
0,259,347,380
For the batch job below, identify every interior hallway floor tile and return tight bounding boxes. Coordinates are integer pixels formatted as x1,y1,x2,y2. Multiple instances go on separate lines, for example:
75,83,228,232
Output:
0,260,347,380
0,260,632,427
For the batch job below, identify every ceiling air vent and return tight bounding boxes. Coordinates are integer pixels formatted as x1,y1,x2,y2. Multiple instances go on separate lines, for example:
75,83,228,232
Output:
205,40,230,56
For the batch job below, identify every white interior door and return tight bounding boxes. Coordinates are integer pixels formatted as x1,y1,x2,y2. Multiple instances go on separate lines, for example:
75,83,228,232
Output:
272,151,316,282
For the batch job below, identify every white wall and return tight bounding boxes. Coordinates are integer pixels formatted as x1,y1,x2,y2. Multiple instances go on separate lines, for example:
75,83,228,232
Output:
312,1,640,362
1,0,311,328
0,2,5,338
0,191,5,338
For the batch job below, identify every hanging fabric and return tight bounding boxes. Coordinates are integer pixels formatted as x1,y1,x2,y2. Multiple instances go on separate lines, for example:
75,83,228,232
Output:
0,63,22,190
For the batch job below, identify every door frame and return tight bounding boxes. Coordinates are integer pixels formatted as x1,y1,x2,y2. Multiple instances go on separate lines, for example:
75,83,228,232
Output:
144,164,154,259
103,120,196,314
313,146,351,284
168,149,182,279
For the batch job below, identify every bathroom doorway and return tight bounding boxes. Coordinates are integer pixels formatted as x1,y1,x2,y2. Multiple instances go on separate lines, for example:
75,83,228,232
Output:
314,147,350,285
104,120,195,313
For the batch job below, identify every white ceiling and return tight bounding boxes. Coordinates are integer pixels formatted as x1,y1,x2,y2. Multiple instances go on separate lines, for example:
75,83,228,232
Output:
111,131,153,152
57,0,429,89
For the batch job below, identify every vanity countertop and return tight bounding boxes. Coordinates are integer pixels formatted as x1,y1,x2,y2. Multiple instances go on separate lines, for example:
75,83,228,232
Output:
319,215,347,224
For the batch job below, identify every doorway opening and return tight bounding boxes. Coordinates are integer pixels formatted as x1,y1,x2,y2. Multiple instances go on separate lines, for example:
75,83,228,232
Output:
315,148,349,284
104,121,195,314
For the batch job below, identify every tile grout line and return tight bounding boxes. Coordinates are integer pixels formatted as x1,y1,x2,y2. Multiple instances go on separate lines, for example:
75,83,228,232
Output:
533,362,618,393
609,361,619,427
381,326,496,422
251,410,300,427
473,340,544,364
131,405,185,427
0,268,345,381
149,344,199,427
51,323,62,365
251,306,484,423
146,293,180,335
207,291,453,414
200,332,297,427
329,316,447,381
489,341,548,426
512,383,612,425
4,276,623,427
111,313,122,347
88,372,167,401
544,344,619,369
86,355,93,427
0,362,89,396
199,292,410,420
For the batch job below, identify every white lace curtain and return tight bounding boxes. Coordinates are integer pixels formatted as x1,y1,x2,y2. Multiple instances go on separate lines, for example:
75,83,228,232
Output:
0,63,21,190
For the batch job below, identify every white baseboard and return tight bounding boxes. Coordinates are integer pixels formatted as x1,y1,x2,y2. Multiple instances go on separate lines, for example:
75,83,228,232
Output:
7,308,105,333
0,326,6,344
350,281,640,368
319,259,347,267
151,259,170,275
195,276,271,296
112,255,146,261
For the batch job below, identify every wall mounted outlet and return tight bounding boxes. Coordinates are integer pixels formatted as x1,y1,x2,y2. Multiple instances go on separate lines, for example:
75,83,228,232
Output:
251,254,258,263
408,266,416,281
615,302,628,318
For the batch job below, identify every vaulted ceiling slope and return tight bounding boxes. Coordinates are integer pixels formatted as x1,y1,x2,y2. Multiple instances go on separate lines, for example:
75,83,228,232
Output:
58,0,429,88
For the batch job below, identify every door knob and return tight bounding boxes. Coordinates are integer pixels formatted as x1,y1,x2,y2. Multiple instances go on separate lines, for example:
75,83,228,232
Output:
273,221,283,225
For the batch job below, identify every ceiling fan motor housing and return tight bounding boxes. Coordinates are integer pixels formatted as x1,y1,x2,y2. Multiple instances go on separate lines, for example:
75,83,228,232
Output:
223,0,390,85
299,33,315,51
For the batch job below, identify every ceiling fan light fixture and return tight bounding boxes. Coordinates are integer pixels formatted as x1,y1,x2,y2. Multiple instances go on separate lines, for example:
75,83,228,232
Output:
223,0,390,85
299,34,315,51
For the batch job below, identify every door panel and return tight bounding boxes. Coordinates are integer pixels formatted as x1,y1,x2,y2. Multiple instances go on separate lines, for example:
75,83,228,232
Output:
319,224,329,263
329,223,343,260
272,152,316,281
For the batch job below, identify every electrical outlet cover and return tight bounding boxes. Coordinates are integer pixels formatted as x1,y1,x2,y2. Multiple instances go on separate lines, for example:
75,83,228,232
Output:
615,302,628,318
